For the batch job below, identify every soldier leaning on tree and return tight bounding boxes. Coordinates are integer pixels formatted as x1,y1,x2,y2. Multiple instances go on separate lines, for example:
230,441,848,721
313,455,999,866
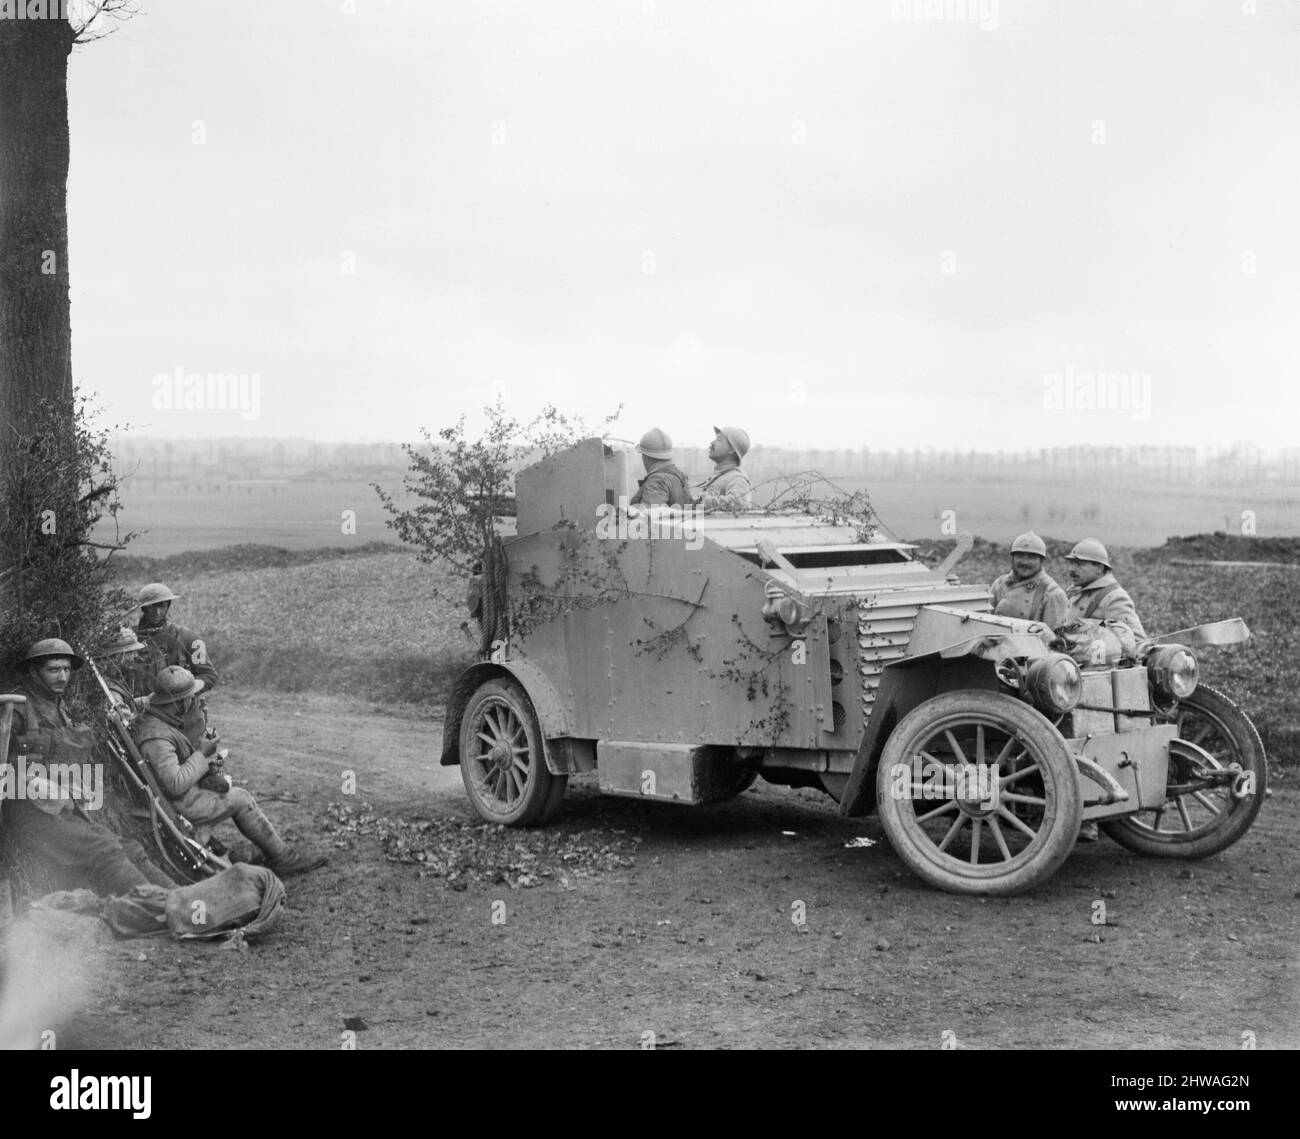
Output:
2,639,176,895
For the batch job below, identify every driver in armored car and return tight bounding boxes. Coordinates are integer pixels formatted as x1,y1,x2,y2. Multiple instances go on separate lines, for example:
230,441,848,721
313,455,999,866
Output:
989,532,1068,630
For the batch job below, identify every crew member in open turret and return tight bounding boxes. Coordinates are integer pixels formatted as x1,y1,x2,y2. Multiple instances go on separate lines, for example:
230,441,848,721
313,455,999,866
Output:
628,428,694,507
696,425,753,512
989,532,1068,630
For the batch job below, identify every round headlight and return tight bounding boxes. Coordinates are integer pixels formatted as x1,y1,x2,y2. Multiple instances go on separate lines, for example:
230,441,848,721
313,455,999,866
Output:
1148,644,1199,701
1024,653,1082,716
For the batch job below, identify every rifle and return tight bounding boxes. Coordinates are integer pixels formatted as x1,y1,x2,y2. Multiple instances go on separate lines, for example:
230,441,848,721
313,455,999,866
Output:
80,650,229,882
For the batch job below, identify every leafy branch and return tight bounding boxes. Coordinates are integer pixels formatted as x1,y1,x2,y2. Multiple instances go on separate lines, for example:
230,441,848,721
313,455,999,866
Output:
753,470,888,544
373,395,621,583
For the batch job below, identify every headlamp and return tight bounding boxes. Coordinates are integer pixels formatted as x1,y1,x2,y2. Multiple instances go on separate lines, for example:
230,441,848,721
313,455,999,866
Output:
1023,653,1082,716
1147,644,1199,702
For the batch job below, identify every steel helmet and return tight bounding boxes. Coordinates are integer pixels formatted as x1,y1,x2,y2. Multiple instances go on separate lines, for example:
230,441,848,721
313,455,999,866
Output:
636,427,673,460
22,638,86,671
1066,538,1112,569
1010,531,1047,558
99,626,146,657
136,582,180,608
150,665,204,705
713,425,751,461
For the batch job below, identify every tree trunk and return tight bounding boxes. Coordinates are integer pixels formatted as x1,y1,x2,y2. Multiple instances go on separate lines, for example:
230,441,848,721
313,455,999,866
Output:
0,15,76,470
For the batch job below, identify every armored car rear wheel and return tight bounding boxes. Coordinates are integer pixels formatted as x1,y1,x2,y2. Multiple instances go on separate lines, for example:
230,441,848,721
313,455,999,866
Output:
875,691,1081,896
459,678,567,827
1101,685,1266,859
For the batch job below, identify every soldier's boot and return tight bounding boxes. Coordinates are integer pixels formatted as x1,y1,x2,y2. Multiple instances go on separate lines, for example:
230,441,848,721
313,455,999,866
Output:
234,801,328,878
267,846,329,878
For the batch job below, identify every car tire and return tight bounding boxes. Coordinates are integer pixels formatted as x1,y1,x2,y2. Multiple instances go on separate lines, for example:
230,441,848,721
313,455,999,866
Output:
875,690,1081,896
459,678,566,827
1101,684,1266,859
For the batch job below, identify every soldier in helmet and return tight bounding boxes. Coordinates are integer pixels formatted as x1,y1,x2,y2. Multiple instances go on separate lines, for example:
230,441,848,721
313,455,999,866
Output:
628,428,694,508
1060,538,1146,846
1063,539,1146,638
93,627,149,727
2,639,176,894
130,582,219,699
132,666,327,878
697,425,753,512
989,532,1068,630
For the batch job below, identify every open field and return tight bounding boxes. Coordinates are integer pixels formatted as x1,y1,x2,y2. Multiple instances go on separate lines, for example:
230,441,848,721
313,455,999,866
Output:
103,475,1300,556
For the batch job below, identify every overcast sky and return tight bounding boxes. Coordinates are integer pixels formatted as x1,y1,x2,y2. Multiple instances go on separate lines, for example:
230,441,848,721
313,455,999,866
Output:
65,0,1298,452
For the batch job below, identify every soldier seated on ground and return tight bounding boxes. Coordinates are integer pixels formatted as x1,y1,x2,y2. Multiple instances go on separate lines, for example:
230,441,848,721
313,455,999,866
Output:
93,627,149,728
989,531,1068,631
696,425,753,512
131,667,327,878
628,428,694,508
130,582,219,699
2,639,176,895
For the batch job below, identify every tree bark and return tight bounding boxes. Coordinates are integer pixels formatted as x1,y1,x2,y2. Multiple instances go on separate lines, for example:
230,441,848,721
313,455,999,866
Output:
0,14,76,472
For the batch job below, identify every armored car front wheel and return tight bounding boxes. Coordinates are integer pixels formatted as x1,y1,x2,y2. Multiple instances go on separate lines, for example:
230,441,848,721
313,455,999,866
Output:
1101,684,1266,859
875,691,1082,896
459,678,567,827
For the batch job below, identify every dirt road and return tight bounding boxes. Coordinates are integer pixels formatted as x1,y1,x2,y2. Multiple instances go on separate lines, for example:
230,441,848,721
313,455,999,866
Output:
52,690,1300,1050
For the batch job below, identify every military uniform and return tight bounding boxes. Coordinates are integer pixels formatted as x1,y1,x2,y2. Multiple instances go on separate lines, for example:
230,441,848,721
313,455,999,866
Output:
2,680,174,894
130,619,219,698
629,460,693,507
697,465,752,512
1065,571,1146,638
989,569,1069,629
134,705,292,863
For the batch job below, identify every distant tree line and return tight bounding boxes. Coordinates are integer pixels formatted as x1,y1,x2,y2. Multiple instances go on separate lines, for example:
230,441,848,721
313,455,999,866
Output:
109,436,1299,491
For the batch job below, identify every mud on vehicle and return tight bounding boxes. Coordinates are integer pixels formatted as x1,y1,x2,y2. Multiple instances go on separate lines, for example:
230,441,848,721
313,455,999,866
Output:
441,439,1267,896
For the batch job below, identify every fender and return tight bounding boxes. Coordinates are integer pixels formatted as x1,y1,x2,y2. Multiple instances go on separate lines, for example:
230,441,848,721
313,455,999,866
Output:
836,632,1056,818
440,658,572,775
